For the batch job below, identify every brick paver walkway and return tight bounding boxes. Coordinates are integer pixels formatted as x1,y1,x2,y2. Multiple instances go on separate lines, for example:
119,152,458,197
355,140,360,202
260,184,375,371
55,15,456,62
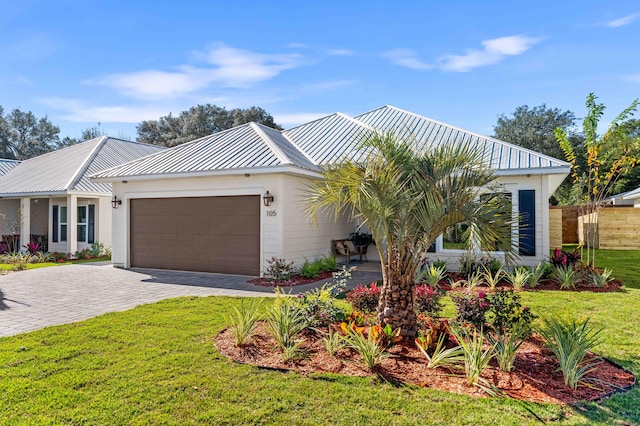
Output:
0,262,382,337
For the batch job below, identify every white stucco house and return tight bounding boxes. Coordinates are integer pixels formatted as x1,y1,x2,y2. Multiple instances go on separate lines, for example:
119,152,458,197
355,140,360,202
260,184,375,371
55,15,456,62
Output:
0,137,164,254
621,187,640,207
92,106,570,276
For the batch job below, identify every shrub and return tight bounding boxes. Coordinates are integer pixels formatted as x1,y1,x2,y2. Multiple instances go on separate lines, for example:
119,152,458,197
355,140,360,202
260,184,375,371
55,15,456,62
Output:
51,252,69,262
589,268,614,288
319,256,337,272
553,265,582,289
482,264,504,289
87,241,105,257
300,258,321,278
346,282,380,313
527,263,548,288
416,263,447,287
341,327,390,371
33,251,53,263
24,242,40,255
321,326,346,356
486,289,535,335
414,284,444,317
539,316,602,390
75,248,91,260
226,299,262,347
450,327,495,388
416,333,463,369
416,315,450,349
1,252,36,269
454,271,484,290
265,301,308,361
332,265,356,295
296,284,346,327
550,248,581,268
506,267,531,291
265,257,295,282
450,292,491,328
487,323,529,372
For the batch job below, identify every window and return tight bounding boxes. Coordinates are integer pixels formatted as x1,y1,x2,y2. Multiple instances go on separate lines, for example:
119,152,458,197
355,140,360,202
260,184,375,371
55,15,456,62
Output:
76,205,95,243
480,192,513,252
442,223,468,250
55,206,68,242
77,206,87,242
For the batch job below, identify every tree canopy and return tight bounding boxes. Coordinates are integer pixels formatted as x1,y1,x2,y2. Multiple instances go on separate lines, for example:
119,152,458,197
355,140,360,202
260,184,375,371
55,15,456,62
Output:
136,104,282,147
0,107,61,160
493,104,581,161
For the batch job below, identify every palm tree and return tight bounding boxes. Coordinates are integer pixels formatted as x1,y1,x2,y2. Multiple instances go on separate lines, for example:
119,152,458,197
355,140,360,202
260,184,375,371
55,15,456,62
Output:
306,132,515,338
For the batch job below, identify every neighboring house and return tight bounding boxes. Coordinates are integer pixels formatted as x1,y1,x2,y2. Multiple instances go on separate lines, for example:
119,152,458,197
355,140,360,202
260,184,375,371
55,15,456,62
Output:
0,137,164,254
92,106,570,276
604,190,635,206
621,187,640,207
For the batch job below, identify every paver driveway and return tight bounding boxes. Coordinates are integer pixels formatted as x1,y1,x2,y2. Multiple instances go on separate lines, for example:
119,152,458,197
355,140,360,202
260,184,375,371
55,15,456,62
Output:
0,262,382,337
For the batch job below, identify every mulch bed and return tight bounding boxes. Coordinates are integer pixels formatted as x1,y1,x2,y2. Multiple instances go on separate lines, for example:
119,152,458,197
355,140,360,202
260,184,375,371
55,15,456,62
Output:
438,278,623,293
215,324,636,405
248,272,334,287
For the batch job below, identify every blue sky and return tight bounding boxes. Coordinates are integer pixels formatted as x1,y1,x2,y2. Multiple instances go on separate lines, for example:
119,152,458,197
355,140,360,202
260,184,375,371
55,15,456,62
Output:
1,0,639,141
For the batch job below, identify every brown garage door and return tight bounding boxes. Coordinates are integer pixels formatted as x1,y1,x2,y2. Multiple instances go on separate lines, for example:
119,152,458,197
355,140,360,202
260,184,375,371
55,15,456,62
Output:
130,196,260,275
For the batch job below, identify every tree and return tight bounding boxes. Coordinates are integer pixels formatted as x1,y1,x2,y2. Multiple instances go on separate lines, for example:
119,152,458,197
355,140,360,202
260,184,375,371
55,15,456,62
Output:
136,104,282,147
493,104,582,161
306,132,514,338
555,93,639,267
0,108,61,160
60,124,105,147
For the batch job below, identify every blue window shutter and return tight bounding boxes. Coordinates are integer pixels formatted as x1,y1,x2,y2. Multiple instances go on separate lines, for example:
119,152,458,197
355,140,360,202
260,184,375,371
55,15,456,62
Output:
52,206,59,243
88,205,95,244
518,190,536,256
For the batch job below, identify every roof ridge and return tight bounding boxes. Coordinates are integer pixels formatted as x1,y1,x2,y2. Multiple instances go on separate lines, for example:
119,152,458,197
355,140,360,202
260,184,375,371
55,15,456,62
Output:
255,122,318,167
283,112,342,132
334,112,377,131
380,105,570,166
65,136,108,190
250,122,290,165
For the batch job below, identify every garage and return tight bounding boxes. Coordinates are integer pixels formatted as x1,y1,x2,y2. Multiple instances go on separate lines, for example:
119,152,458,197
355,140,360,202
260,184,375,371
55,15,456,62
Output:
130,196,260,276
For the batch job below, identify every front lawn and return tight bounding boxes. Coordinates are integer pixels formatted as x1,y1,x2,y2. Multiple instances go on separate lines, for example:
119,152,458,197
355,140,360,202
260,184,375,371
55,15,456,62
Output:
1,287,639,424
0,256,111,271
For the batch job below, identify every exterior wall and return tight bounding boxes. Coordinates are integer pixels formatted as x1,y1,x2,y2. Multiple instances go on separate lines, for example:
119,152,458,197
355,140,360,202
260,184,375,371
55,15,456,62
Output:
111,173,285,275
30,198,49,235
580,207,640,249
48,196,108,254
549,208,563,250
423,174,550,269
281,175,353,265
0,199,20,235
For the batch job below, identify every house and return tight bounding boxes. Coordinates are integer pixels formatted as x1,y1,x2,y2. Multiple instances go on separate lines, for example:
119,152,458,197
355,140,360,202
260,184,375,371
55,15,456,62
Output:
622,187,640,207
0,137,164,254
604,190,635,206
92,106,570,276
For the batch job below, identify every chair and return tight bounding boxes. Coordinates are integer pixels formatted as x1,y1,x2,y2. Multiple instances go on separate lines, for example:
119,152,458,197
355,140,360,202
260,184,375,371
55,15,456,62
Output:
332,239,362,266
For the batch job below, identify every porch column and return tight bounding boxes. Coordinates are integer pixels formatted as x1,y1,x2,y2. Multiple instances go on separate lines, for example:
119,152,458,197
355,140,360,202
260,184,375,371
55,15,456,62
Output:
19,197,31,251
67,194,78,254
47,198,53,251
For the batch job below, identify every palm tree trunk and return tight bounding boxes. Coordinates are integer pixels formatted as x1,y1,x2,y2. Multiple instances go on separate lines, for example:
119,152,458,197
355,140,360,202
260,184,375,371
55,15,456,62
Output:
377,264,417,338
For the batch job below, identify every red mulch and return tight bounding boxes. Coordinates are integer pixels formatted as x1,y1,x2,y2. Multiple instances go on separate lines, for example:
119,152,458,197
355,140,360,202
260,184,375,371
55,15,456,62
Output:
248,272,334,287
215,324,635,405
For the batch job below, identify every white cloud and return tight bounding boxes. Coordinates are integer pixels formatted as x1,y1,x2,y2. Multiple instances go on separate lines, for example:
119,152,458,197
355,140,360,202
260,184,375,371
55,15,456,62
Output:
607,13,640,28
91,43,305,100
326,48,354,56
438,35,543,72
628,74,640,83
275,112,330,126
382,48,433,70
38,97,177,123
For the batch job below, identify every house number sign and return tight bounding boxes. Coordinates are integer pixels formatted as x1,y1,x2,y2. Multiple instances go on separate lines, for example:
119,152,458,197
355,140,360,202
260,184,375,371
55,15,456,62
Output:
266,210,277,217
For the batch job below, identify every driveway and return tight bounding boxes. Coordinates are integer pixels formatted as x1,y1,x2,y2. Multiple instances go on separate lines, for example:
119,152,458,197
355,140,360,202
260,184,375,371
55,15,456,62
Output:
0,262,382,337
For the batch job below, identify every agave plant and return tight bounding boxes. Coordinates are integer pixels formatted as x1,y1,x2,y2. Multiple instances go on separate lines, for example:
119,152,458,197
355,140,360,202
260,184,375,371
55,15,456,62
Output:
450,327,496,388
506,267,531,291
456,271,485,290
553,265,582,289
321,326,346,356
265,301,308,361
589,269,614,288
341,327,390,371
486,323,529,372
226,299,262,347
527,263,547,288
482,264,504,289
416,263,447,287
416,333,463,369
539,316,602,390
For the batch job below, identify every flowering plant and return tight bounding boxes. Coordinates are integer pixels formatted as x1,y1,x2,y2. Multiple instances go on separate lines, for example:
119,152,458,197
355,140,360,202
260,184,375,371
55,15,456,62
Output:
346,282,380,313
331,265,356,296
450,291,491,328
414,284,444,317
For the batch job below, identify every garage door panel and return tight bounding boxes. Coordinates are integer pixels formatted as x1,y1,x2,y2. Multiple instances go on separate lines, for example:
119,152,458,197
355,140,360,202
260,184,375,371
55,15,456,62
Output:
130,196,260,275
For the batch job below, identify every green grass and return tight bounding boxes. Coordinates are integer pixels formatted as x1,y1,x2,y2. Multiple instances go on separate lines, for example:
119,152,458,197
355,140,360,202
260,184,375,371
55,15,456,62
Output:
1,250,639,424
0,256,110,271
1,292,638,425
560,245,640,289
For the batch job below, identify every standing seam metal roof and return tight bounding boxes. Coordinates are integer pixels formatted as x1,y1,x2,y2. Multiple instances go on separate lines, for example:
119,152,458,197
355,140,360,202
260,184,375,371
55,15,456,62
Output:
0,137,165,195
91,105,570,180
0,159,21,177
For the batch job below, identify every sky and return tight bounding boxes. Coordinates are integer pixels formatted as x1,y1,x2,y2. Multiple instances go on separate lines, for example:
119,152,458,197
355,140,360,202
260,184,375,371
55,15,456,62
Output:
1,0,639,141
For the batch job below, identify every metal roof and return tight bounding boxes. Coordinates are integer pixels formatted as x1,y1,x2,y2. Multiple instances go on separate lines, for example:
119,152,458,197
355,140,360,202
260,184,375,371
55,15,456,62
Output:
355,105,570,172
622,186,640,200
92,105,570,181
0,137,164,196
92,123,319,179
0,159,20,177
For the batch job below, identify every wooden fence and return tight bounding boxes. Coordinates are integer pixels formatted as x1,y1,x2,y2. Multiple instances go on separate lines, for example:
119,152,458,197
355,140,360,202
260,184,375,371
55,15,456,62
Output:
549,206,580,247
578,206,640,250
